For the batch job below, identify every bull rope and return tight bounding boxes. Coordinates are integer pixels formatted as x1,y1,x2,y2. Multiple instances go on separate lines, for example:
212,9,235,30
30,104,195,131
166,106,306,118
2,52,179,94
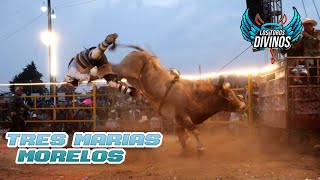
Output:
157,79,177,116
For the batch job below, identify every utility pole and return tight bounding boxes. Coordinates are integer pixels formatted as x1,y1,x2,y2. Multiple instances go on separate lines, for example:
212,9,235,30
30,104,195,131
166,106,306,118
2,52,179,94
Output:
47,0,57,103
47,0,56,97
46,0,56,122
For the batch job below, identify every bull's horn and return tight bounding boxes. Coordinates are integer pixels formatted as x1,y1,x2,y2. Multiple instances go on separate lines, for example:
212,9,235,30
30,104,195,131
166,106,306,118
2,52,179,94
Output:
223,82,231,90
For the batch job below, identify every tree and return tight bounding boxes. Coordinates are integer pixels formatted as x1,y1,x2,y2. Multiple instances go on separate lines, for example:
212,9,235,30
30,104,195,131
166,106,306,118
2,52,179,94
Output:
9,61,48,95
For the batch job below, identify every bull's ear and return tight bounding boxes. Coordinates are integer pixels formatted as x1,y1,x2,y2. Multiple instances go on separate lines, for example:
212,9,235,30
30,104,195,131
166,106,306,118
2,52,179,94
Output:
218,75,225,89
223,82,231,90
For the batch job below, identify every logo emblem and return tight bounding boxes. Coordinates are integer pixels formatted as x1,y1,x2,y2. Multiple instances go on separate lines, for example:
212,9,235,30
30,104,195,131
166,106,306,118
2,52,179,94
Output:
240,7,303,51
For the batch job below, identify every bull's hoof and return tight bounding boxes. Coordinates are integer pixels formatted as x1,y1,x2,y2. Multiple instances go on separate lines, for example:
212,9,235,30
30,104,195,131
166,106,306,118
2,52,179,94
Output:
197,146,205,154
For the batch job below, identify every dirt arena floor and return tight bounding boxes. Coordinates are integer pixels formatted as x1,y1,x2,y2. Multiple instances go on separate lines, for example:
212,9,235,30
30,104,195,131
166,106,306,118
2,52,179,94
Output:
0,123,320,180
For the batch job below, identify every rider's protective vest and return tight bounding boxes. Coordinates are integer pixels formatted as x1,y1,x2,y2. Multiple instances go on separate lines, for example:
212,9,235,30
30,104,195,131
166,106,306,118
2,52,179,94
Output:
69,47,110,74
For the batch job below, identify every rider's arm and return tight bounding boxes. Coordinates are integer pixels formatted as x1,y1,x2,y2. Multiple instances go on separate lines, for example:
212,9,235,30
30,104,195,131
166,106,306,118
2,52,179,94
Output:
88,75,100,82
304,30,320,42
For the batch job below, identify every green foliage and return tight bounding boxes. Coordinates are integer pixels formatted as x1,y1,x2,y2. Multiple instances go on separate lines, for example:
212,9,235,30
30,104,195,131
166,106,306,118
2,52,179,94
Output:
9,61,48,95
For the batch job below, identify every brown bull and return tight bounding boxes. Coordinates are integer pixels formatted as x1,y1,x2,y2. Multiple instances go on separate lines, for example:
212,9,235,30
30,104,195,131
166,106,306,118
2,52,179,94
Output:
107,46,245,152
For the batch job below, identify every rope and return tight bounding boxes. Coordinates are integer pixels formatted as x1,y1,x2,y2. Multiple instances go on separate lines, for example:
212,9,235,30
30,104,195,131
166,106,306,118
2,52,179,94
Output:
0,13,46,43
302,0,308,18
312,0,320,21
217,45,252,72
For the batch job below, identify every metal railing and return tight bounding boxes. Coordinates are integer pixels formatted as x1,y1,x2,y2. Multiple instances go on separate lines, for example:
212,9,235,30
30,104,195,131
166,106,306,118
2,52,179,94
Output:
0,83,97,131
257,56,320,129
0,79,257,132
0,83,159,132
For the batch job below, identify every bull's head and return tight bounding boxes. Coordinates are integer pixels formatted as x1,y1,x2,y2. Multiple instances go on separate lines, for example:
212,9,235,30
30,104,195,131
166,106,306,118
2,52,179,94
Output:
217,76,245,112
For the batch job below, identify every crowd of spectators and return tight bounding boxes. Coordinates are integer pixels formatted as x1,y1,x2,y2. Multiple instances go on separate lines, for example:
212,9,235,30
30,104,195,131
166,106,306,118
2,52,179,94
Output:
0,85,164,133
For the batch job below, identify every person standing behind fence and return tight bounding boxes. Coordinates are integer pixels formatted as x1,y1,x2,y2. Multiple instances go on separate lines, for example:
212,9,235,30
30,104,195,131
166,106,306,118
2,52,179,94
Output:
106,110,119,130
299,18,320,56
8,87,29,132
292,18,320,84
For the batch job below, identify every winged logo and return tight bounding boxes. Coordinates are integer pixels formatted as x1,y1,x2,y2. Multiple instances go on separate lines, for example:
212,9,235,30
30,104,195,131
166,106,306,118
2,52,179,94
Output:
240,9,261,45
240,7,303,50
283,7,303,43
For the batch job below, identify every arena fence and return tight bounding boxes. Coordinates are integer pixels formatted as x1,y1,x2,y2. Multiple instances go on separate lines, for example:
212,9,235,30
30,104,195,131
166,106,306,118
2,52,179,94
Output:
0,78,255,132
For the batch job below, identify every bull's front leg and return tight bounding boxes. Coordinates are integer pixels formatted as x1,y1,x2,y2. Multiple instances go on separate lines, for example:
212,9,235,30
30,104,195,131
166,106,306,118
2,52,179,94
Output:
181,115,204,153
189,128,204,153
176,124,189,149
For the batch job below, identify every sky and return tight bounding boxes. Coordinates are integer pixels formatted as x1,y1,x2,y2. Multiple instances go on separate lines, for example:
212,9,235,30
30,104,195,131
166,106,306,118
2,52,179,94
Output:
0,0,319,91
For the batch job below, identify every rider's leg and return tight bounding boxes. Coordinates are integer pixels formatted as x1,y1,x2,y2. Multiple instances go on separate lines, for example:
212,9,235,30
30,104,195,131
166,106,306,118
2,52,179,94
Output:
103,74,139,97
89,33,118,60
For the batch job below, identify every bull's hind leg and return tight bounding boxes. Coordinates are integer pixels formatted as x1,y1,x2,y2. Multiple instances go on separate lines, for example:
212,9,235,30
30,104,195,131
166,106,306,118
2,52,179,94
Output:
181,116,204,152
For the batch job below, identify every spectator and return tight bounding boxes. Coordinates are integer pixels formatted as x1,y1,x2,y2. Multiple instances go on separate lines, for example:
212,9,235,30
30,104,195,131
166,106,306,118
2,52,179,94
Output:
106,110,119,130
292,18,320,84
8,87,29,132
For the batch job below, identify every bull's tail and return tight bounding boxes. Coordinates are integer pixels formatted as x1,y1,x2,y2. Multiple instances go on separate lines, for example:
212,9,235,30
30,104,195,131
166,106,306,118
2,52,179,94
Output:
110,43,145,52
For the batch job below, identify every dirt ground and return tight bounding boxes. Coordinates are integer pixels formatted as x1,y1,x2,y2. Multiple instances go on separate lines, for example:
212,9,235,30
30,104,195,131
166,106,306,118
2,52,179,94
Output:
0,123,320,180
